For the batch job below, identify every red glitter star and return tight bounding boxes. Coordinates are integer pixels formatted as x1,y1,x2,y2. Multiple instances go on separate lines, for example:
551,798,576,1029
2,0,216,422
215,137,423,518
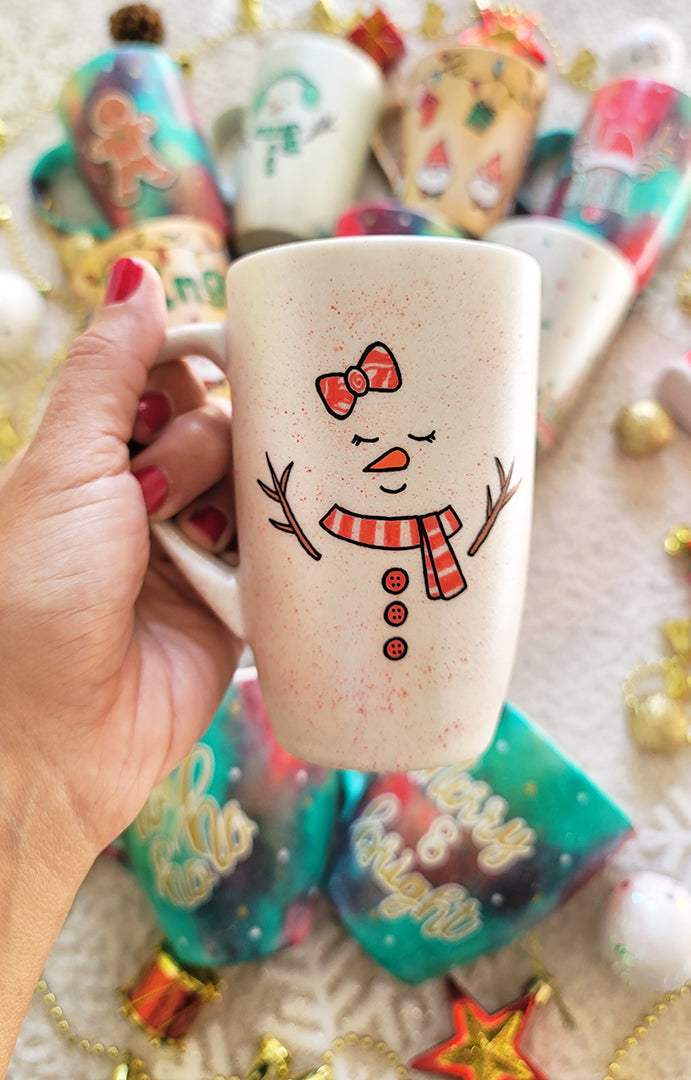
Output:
410,983,551,1080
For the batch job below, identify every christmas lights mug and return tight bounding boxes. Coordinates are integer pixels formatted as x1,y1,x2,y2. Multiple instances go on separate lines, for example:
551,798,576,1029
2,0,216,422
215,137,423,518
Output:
399,45,547,237
152,236,540,771
215,33,385,253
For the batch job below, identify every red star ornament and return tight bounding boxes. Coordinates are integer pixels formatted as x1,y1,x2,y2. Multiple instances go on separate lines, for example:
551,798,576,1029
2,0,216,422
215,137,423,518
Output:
410,984,551,1080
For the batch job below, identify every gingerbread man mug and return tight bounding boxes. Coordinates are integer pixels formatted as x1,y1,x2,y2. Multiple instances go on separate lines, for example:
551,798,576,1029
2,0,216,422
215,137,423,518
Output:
154,237,540,771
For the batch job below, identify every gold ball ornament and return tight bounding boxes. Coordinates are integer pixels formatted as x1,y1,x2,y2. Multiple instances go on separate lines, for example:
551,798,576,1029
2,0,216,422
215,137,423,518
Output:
614,399,676,456
628,690,690,751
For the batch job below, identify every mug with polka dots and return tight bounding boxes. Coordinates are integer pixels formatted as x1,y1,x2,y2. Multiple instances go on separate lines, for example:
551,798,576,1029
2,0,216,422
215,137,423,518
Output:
486,216,636,451
153,236,540,771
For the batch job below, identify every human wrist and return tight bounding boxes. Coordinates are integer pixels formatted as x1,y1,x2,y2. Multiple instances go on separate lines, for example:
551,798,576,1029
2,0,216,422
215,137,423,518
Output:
0,752,95,1077
0,745,96,896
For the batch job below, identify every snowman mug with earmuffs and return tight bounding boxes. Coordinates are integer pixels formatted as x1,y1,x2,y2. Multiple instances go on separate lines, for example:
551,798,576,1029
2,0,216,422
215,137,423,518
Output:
153,236,541,772
213,33,385,254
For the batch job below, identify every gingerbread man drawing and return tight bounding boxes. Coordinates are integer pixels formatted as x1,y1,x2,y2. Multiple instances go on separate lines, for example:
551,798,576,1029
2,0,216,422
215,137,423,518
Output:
87,89,176,207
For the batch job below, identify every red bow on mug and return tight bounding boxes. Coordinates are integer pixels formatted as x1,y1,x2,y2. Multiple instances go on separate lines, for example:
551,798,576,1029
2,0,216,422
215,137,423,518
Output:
316,341,402,419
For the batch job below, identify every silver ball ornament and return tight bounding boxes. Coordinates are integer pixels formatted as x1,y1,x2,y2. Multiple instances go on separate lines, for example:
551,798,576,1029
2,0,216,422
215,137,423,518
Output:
0,269,45,366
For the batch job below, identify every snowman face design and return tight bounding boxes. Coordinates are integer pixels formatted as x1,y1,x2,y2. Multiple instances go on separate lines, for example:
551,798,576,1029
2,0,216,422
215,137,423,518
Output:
252,73,331,175
257,341,520,654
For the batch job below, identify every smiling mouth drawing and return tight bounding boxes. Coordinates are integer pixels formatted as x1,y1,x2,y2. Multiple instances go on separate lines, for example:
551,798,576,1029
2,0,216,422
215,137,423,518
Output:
380,482,407,494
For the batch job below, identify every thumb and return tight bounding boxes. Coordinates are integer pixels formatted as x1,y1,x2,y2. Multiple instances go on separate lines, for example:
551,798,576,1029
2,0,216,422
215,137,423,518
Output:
33,257,168,467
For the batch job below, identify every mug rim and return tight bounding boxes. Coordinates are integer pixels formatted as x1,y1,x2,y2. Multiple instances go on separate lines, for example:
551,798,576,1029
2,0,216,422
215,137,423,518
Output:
257,29,385,79
228,234,542,280
487,215,638,279
405,42,546,86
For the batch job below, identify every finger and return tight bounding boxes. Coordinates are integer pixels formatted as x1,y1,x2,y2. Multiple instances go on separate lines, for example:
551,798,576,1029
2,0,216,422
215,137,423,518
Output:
130,400,232,520
31,258,167,471
177,477,237,556
132,360,208,445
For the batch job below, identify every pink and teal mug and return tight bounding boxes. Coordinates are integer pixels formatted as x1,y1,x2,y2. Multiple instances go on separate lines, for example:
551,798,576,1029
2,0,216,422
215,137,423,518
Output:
547,78,691,290
31,42,228,238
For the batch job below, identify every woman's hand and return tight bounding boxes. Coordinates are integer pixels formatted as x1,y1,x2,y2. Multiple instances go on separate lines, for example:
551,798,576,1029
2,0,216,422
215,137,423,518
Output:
0,257,242,1075
0,256,242,863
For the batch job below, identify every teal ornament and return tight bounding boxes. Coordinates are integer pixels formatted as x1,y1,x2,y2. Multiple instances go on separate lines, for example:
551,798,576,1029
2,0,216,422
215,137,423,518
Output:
124,667,341,968
328,701,633,983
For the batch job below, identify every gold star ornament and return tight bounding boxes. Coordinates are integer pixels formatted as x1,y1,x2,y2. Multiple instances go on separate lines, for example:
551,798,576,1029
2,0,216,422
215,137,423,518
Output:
410,983,550,1080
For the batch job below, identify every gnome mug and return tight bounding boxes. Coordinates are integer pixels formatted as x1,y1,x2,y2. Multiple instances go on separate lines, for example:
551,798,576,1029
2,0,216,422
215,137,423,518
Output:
153,237,540,771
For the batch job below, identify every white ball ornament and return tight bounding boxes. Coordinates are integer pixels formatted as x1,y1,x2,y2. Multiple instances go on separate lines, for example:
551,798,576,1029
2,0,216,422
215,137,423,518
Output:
605,19,686,86
0,269,45,366
599,870,691,991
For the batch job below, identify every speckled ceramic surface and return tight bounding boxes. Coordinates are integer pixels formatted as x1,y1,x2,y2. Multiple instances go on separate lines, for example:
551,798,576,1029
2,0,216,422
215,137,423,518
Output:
156,236,540,770
486,216,637,450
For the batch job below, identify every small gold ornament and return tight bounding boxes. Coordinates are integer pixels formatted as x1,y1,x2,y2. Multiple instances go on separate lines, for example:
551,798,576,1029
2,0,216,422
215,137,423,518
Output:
677,268,691,315
421,2,445,37
628,689,689,752
614,399,676,456
565,48,597,89
238,0,263,33
310,1,344,34
664,524,691,556
0,414,20,450
662,618,691,661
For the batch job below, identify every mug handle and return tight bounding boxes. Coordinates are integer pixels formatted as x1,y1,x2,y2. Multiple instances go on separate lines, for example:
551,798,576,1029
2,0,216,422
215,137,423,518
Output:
31,143,113,238
515,129,574,215
151,321,247,641
211,106,247,205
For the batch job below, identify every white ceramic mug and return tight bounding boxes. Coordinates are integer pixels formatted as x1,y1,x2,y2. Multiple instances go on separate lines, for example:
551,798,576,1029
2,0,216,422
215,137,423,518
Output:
486,216,636,450
153,237,540,771
226,34,384,253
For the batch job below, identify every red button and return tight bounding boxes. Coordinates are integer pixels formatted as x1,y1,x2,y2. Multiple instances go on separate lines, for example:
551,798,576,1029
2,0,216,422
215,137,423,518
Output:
384,636,408,661
383,567,409,594
384,601,407,626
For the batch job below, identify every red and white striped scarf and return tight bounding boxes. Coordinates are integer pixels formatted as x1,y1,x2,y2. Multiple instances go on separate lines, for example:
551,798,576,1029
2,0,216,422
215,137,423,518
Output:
320,504,466,600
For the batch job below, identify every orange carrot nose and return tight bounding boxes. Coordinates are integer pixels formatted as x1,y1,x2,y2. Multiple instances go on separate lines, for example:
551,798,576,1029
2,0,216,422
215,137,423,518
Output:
364,446,410,472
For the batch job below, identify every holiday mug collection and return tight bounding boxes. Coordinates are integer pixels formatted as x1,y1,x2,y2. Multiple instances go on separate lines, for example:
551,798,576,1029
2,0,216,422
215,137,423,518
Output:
22,4,689,1032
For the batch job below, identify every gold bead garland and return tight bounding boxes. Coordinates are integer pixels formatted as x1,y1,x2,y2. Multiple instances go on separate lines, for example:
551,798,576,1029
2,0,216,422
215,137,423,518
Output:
37,976,414,1080
600,982,691,1080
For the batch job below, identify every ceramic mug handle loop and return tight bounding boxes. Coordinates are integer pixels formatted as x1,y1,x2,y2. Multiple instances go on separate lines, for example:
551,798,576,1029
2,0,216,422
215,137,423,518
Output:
151,322,246,641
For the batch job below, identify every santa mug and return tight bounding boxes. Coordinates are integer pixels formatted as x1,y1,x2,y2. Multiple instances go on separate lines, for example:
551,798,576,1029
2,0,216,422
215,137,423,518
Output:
153,237,540,771
217,33,384,253
400,46,547,237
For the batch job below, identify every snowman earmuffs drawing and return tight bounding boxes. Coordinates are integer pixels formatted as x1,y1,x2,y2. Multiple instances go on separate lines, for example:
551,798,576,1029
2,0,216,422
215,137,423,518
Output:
258,341,519,607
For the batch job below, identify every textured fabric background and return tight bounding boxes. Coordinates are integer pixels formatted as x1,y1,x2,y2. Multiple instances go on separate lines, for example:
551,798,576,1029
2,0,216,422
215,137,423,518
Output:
3,2,691,1078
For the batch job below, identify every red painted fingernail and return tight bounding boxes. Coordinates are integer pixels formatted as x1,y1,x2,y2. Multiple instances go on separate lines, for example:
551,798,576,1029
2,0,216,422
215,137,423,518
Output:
188,505,229,545
137,392,171,436
133,465,169,514
105,257,144,305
